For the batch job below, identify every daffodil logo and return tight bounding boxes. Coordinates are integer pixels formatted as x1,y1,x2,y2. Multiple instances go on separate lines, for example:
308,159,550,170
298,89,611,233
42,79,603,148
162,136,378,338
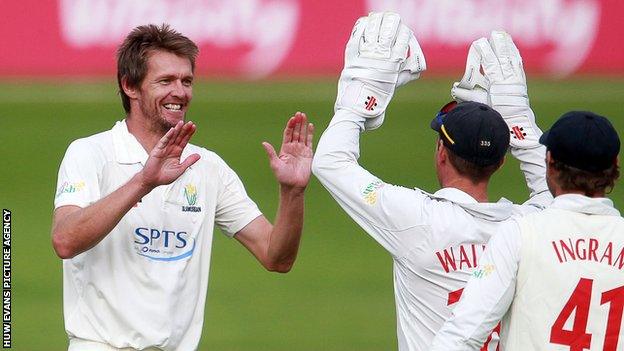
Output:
182,184,202,213
184,184,198,206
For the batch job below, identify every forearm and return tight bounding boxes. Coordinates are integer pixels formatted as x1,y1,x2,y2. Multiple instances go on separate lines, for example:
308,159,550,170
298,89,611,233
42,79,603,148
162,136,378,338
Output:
265,186,306,271
507,108,553,208
312,109,365,183
52,173,153,259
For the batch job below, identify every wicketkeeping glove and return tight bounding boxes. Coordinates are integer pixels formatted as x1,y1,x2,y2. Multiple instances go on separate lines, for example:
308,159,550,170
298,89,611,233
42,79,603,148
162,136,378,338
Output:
451,41,489,105
335,12,426,130
477,31,542,148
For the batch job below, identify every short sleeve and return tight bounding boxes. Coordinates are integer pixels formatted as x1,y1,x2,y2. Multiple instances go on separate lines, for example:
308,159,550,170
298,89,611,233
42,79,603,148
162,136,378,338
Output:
54,140,102,209
214,159,262,237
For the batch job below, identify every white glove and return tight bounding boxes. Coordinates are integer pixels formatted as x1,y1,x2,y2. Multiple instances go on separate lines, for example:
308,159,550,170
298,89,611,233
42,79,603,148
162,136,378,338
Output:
451,41,489,105
335,12,426,130
477,31,542,148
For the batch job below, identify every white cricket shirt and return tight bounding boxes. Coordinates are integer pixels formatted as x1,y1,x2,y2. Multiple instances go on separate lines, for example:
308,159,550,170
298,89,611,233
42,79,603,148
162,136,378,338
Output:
312,110,551,351
54,120,261,350
431,195,624,351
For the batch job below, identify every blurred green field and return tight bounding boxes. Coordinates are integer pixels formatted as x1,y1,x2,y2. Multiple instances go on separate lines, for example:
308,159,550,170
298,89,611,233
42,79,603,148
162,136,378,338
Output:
1,78,622,350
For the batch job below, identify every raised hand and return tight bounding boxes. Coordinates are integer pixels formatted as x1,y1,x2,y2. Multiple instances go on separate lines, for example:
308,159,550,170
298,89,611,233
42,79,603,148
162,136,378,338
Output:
262,112,314,190
140,121,201,188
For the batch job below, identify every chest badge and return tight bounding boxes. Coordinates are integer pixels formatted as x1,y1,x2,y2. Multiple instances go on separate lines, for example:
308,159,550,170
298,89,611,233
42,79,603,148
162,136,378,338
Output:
182,184,202,212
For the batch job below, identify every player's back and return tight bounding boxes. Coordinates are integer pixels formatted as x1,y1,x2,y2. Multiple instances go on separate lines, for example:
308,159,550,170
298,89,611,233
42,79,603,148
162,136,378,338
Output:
503,198,624,351
392,188,539,351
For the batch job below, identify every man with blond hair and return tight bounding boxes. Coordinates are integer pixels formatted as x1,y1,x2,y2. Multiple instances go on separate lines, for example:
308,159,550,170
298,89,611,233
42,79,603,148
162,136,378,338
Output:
51,24,314,350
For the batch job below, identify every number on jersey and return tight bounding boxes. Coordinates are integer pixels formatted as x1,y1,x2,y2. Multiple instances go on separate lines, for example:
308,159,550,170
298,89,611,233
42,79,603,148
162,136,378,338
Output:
550,278,624,351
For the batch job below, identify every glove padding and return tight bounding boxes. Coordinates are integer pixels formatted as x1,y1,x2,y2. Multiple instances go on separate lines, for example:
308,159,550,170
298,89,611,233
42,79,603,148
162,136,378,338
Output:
335,12,426,130
478,31,541,148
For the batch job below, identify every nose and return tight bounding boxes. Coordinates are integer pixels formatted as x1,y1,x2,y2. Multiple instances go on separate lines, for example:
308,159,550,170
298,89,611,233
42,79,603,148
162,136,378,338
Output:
171,79,186,98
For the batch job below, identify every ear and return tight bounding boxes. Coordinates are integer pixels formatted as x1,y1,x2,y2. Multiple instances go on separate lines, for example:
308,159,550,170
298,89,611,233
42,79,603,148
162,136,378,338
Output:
436,140,447,163
497,155,506,171
545,151,554,167
121,77,139,100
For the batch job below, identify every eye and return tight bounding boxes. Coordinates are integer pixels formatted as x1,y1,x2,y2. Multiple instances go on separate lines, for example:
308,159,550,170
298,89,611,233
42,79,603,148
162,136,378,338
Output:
158,79,171,85
182,78,193,87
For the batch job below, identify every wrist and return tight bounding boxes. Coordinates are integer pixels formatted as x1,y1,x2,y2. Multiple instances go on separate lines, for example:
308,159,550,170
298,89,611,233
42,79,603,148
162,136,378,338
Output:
132,171,156,196
279,184,306,197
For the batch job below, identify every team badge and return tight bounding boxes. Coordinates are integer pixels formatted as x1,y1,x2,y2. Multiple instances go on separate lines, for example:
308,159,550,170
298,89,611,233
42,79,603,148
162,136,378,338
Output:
182,184,202,212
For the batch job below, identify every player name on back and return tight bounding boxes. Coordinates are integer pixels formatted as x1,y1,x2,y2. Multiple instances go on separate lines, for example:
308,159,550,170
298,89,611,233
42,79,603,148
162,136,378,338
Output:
552,237,624,270
435,244,487,273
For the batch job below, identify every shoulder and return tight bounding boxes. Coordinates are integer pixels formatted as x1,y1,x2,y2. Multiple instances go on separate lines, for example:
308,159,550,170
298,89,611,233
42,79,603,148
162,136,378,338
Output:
62,130,113,163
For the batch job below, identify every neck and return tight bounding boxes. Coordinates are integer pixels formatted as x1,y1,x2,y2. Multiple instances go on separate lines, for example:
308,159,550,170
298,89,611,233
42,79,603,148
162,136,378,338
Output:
125,112,166,153
442,177,490,202
553,189,606,198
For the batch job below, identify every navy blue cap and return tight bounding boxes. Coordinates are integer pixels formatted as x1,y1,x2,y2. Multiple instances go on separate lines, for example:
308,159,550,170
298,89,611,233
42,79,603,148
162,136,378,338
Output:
540,111,620,172
431,101,510,166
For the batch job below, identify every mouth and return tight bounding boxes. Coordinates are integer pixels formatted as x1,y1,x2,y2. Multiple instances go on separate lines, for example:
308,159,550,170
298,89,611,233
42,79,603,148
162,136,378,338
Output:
163,103,183,111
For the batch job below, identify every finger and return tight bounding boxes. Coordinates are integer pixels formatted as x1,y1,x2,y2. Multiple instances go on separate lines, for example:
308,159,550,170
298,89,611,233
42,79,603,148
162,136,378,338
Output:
178,122,197,150
262,142,278,162
364,12,383,44
378,12,401,51
179,153,201,170
489,31,514,79
174,121,193,146
155,126,175,151
346,16,368,58
306,123,315,148
391,24,411,62
458,42,488,90
292,113,302,143
474,37,503,82
297,112,308,143
283,116,295,143
167,121,184,148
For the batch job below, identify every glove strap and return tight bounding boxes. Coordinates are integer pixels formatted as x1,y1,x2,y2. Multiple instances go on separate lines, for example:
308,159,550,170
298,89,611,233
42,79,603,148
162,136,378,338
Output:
490,84,529,107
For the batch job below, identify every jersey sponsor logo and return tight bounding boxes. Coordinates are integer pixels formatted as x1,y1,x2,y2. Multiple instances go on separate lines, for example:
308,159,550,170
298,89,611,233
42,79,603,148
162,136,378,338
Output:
551,237,624,270
182,184,202,212
133,227,196,261
435,243,487,273
361,180,384,205
55,181,85,197
472,264,495,279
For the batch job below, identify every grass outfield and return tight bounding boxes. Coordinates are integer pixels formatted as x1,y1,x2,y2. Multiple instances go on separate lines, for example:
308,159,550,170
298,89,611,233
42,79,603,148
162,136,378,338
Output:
1,78,622,350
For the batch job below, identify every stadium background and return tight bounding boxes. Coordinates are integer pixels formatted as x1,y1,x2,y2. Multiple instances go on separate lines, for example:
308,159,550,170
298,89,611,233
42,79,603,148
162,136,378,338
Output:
1,0,622,350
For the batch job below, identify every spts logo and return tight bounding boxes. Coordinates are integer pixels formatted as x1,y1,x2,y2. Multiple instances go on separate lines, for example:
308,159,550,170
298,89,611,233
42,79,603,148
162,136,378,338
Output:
133,227,196,261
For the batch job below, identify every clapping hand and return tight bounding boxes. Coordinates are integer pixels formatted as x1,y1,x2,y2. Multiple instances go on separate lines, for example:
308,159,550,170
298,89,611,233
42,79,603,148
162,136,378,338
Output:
262,112,314,190
140,121,201,188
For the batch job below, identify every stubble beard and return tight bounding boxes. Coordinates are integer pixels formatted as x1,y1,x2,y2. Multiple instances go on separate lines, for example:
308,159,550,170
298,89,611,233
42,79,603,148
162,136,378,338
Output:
139,99,181,134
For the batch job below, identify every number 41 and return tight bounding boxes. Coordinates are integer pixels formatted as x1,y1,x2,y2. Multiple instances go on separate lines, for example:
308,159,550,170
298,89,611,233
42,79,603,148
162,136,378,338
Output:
550,278,624,351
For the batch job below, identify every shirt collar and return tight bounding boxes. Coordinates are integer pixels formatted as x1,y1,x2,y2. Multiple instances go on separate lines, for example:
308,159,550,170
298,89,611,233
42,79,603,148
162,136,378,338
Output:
424,187,514,221
431,187,479,204
549,194,620,216
111,120,149,165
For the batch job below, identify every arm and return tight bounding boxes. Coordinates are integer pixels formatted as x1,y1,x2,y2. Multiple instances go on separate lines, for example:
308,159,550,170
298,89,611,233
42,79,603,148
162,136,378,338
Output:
51,121,200,259
430,220,522,350
313,12,428,257
452,31,552,208
233,112,313,273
